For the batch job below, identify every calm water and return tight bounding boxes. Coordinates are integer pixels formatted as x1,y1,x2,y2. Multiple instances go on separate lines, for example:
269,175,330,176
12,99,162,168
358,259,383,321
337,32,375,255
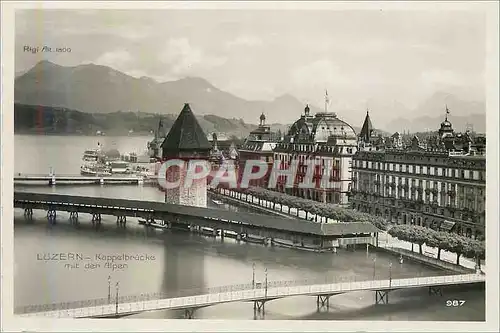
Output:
13,135,485,321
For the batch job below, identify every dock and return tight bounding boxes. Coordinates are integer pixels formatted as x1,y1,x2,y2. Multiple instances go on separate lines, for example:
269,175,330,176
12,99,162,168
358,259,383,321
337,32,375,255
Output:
14,174,157,186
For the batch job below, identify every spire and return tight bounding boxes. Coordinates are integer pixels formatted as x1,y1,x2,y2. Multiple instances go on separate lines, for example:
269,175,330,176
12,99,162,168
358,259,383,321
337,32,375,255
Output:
359,109,374,143
445,104,450,121
157,118,165,138
259,112,266,126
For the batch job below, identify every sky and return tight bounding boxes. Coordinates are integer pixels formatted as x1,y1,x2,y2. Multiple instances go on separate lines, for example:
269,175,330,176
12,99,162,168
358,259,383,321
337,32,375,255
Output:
15,7,486,114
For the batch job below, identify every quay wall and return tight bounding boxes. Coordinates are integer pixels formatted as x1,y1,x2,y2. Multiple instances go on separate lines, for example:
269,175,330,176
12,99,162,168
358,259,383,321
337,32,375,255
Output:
210,188,475,272
373,245,474,274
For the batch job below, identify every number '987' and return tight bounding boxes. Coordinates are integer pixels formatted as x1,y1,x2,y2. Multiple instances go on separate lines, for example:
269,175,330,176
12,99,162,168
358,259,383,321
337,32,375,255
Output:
446,300,466,307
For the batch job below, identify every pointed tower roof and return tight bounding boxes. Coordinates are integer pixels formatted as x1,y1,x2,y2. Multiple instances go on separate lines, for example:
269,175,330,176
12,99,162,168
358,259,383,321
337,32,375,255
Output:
157,118,167,138
359,109,374,142
161,103,212,153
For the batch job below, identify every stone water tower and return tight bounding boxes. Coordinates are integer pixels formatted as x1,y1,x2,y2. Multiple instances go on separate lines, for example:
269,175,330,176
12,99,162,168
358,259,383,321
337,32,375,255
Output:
161,103,212,207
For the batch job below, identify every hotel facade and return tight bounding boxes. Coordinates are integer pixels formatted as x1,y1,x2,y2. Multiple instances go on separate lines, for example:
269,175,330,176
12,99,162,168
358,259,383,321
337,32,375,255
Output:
272,103,357,205
351,110,486,239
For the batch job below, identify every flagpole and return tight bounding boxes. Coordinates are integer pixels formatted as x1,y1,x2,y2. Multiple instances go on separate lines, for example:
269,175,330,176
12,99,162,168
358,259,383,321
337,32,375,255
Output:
325,89,329,113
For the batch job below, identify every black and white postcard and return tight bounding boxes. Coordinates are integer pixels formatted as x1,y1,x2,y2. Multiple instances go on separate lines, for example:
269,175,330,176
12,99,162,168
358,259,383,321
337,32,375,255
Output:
1,1,498,332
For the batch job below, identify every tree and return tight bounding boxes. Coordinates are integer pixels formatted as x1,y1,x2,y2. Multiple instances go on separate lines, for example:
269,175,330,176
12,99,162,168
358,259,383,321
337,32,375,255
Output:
470,240,486,269
413,226,432,254
446,234,467,265
388,225,410,243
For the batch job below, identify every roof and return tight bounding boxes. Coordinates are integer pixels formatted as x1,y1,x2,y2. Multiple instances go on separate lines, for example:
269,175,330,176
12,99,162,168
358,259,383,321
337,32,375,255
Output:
359,110,374,142
287,111,357,143
14,192,380,237
161,103,212,153
321,222,381,236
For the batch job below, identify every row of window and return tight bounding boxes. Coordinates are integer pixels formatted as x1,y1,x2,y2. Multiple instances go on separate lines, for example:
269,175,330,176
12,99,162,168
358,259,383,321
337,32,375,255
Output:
275,146,356,154
274,154,343,168
353,160,485,181
354,190,484,212
356,173,484,196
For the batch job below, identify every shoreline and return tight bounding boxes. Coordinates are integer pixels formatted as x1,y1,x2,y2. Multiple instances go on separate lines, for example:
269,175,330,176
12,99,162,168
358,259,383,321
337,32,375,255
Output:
210,189,479,274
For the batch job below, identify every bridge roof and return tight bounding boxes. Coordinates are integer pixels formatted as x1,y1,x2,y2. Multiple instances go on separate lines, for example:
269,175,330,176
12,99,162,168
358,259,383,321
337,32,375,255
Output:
14,192,380,237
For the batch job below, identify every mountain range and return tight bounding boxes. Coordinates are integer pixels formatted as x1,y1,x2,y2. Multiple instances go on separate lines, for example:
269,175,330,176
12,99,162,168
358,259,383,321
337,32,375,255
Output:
14,60,486,134
382,91,486,133
14,60,324,125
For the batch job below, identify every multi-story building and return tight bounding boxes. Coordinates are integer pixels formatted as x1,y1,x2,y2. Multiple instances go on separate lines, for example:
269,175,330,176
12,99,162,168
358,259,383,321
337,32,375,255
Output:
272,103,358,205
351,108,486,239
237,113,279,187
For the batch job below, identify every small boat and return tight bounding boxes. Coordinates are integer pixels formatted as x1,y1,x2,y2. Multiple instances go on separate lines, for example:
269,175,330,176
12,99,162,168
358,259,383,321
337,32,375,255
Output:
212,199,224,205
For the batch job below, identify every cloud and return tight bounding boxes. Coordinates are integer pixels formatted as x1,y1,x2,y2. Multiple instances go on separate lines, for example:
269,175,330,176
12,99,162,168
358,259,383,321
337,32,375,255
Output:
220,80,277,101
226,35,263,48
420,69,467,86
94,50,133,69
291,59,340,89
161,38,226,76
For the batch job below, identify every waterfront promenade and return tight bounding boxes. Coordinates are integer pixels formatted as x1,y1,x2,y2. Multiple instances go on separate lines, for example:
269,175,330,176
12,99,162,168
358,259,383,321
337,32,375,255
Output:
211,188,485,273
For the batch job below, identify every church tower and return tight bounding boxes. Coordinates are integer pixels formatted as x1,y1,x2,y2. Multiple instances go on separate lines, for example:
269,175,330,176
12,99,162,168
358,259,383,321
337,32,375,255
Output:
359,109,374,144
161,103,212,207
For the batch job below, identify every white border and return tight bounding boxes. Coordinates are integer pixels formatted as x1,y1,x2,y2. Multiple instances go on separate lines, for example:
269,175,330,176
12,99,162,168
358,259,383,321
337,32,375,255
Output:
1,1,499,332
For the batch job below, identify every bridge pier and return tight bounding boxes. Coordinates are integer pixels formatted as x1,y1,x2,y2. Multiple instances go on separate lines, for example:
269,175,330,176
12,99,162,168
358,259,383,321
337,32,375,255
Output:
47,209,57,224
24,208,33,220
220,229,224,240
190,225,200,233
428,286,443,297
253,300,266,313
69,211,79,224
92,213,102,225
116,216,127,226
183,308,196,319
316,295,330,310
375,290,389,305
146,216,155,226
